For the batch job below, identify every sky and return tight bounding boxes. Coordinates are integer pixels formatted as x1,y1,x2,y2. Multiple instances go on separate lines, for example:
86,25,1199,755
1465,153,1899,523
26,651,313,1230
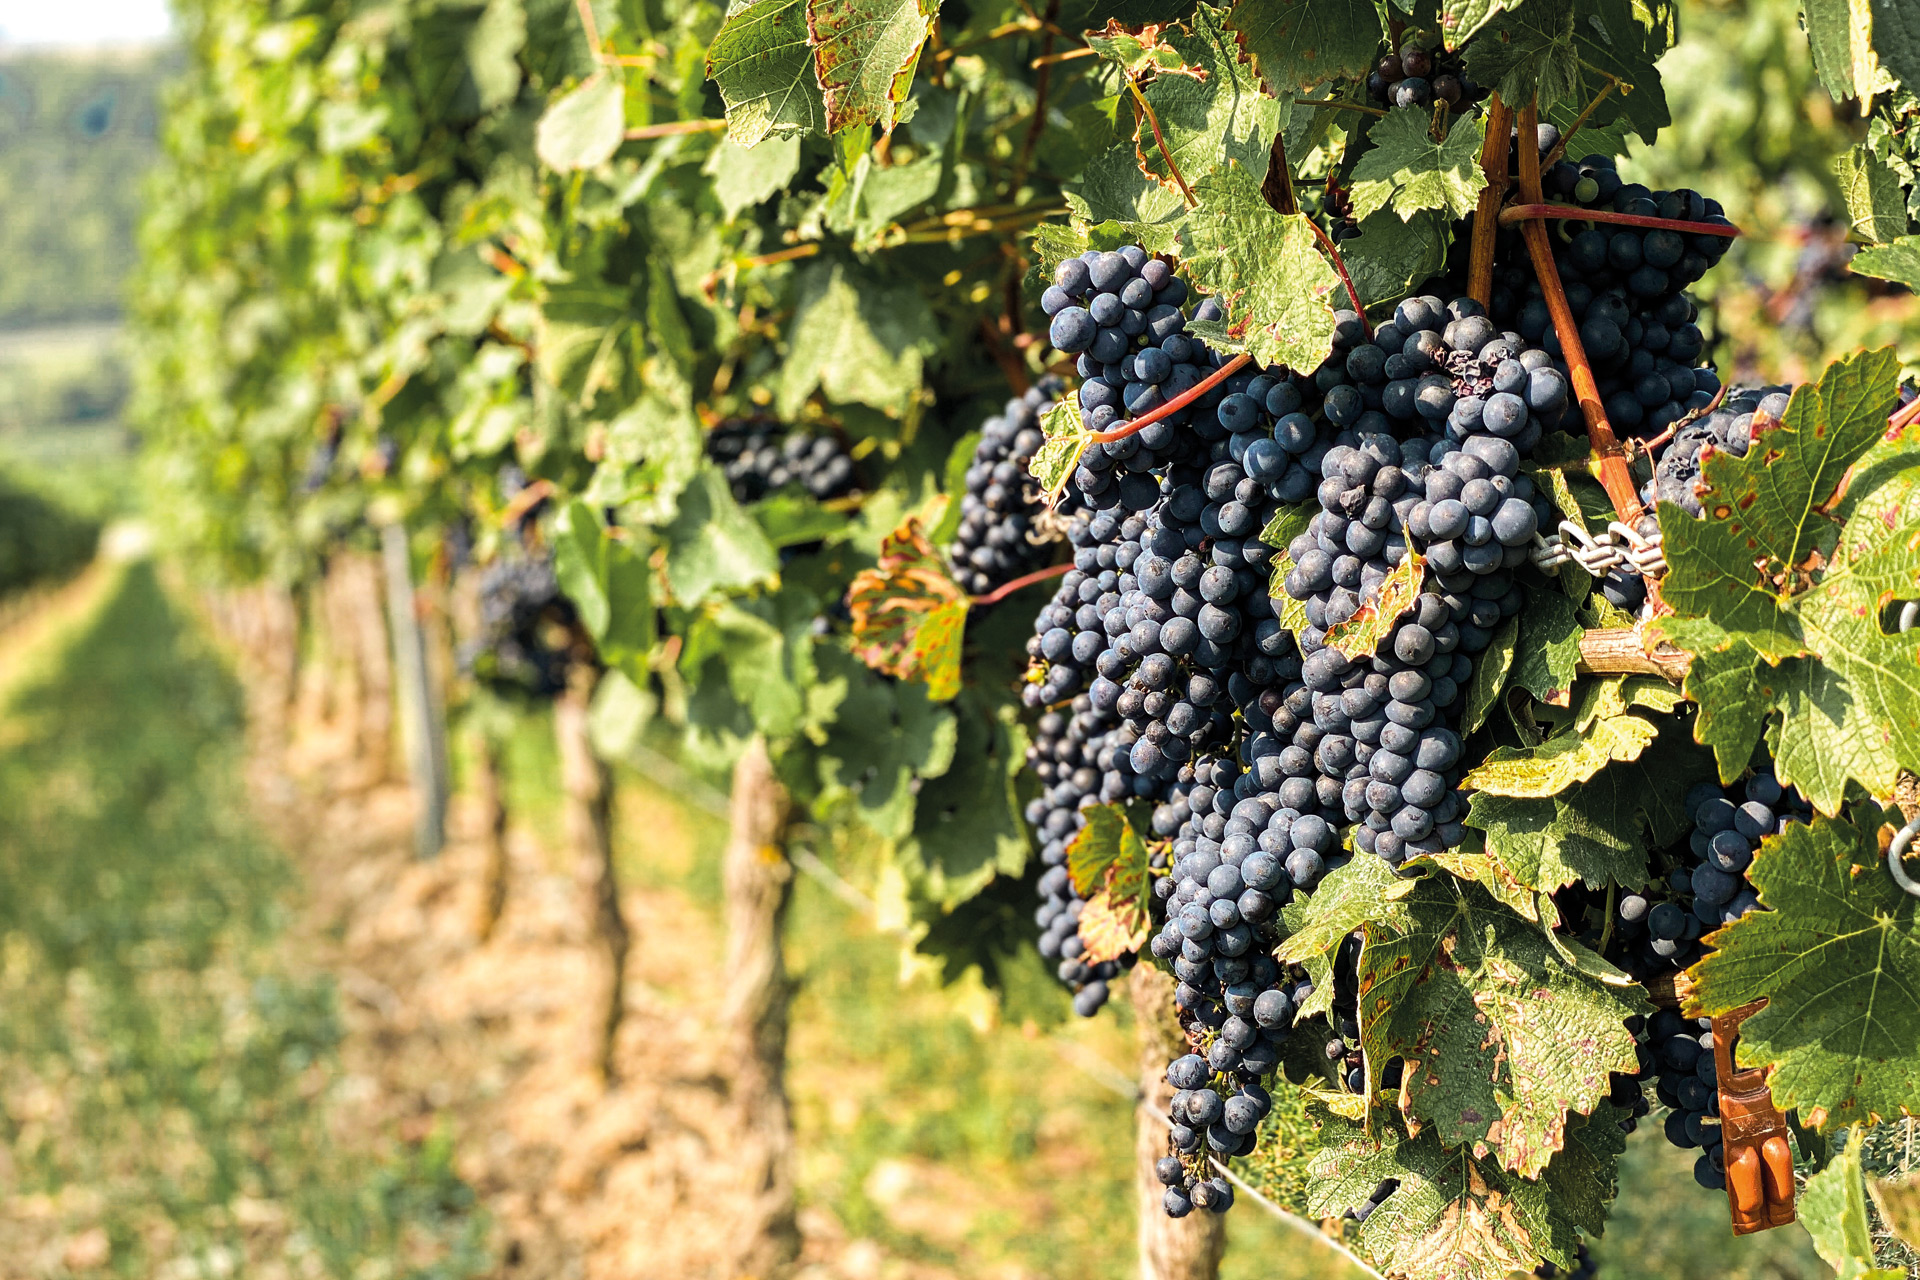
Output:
0,0,173,47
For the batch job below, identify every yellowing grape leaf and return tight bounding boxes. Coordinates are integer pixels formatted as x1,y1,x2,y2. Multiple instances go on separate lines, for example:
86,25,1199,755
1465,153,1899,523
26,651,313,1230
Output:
1355,877,1647,1178
1066,803,1153,962
1031,399,1091,499
1306,1104,1624,1280
1689,806,1920,1131
806,0,936,133
846,515,968,699
1802,1129,1905,1280
1325,540,1425,660
1178,165,1340,373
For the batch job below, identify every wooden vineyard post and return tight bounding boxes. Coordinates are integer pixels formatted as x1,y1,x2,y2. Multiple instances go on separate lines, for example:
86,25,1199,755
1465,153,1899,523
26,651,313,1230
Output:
1712,1002,1797,1233
1131,965,1227,1280
555,662,628,1082
721,735,800,1278
381,522,450,857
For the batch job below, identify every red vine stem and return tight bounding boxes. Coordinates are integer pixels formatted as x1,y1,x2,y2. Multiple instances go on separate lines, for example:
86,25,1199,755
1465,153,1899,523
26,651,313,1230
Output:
1089,353,1253,442
1891,395,1920,432
971,562,1071,606
1306,218,1370,335
1513,100,1646,528
1499,204,1745,238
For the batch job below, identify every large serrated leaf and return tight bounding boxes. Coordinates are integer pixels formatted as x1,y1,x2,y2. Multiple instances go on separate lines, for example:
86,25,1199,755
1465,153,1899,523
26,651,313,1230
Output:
1179,167,1339,373
806,0,936,133
846,515,969,699
1355,877,1646,1178
1837,143,1913,246
1227,0,1383,94
1690,806,1920,1131
777,259,936,418
1852,235,1920,289
664,466,780,604
1132,4,1284,195
1460,713,1660,798
1305,1105,1621,1280
1348,108,1486,223
1509,589,1581,705
905,697,1029,907
707,0,827,146
1681,636,1771,783
1064,144,1192,251
1341,209,1455,310
554,500,655,682
1464,0,1671,143
1066,802,1148,897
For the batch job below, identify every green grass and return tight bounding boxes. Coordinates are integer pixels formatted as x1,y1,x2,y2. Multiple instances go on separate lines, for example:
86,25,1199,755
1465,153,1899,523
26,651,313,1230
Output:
0,559,489,1278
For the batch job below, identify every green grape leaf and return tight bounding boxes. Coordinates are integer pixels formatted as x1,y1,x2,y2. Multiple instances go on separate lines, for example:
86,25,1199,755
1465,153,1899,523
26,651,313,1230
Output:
1441,0,1515,48
1179,166,1340,373
777,259,936,419
1838,143,1913,246
1802,1128,1906,1280
1133,4,1284,195
1325,541,1425,659
1689,806,1920,1131
1065,802,1153,961
1031,400,1092,499
905,697,1031,908
1227,0,1384,94
1509,589,1582,706
534,73,627,171
1460,615,1517,737
1277,853,1408,969
703,134,803,220
1658,346,1902,662
1085,18,1207,79
1262,501,1316,633
1064,143,1192,253
1464,0,1671,143
1356,877,1648,1178
1306,1105,1623,1280
748,492,849,548
928,430,982,548
468,0,528,113
553,500,655,681
707,0,828,145
1460,712,1660,798
806,0,936,133
1459,733,1711,907
663,466,781,605
1680,636,1771,783
1801,0,1912,106
1341,209,1455,309
679,594,821,739
1852,234,1920,289
1348,108,1487,224
817,647,959,839
845,515,968,700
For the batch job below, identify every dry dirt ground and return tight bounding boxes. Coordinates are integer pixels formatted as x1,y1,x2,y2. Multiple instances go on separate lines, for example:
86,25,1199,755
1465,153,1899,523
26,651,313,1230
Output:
249,693,973,1280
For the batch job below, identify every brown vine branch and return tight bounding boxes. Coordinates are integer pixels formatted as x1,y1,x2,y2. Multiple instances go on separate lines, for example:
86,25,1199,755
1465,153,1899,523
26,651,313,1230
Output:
625,118,728,139
1293,97,1387,118
937,16,1044,61
1031,45,1096,69
1540,80,1617,171
1468,93,1513,309
1306,218,1369,333
1499,204,1744,238
1127,77,1198,209
1009,0,1060,200
971,562,1071,606
1514,100,1645,527
1575,627,1693,683
1089,354,1252,442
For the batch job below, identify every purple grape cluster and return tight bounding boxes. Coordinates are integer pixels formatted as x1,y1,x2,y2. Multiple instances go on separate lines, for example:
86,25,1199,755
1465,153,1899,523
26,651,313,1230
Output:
948,377,1067,595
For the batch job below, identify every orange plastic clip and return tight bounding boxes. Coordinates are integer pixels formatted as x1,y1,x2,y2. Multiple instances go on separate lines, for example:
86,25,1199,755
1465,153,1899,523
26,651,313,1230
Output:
1713,1001,1795,1234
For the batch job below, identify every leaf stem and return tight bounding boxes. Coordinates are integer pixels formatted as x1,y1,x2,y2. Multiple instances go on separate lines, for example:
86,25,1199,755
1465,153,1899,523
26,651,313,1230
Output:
1031,45,1097,69
1010,0,1060,199
1128,77,1198,208
1468,93,1513,309
1540,80,1616,171
624,118,727,139
1306,217,1369,333
971,562,1071,606
1089,353,1252,443
1293,97,1387,118
1498,204,1744,237
1514,100,1645,528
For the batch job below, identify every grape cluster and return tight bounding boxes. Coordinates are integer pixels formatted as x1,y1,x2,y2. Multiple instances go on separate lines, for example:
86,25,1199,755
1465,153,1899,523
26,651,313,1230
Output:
1365,33,1482,110
1610,771,1810,1190
705,420,857,503
1279,294,1565,873
1646,383,1792,517
1534,1242,1597,1279
466,556,579,697
949,378,1067,595
1491,154,1730,444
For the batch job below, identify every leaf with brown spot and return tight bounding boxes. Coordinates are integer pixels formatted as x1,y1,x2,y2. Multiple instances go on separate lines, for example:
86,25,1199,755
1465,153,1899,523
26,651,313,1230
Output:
1354,877,1647,1179
846,515,968,699
805,0,937,133
1077,881,1150,962
1324,538,1424,659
